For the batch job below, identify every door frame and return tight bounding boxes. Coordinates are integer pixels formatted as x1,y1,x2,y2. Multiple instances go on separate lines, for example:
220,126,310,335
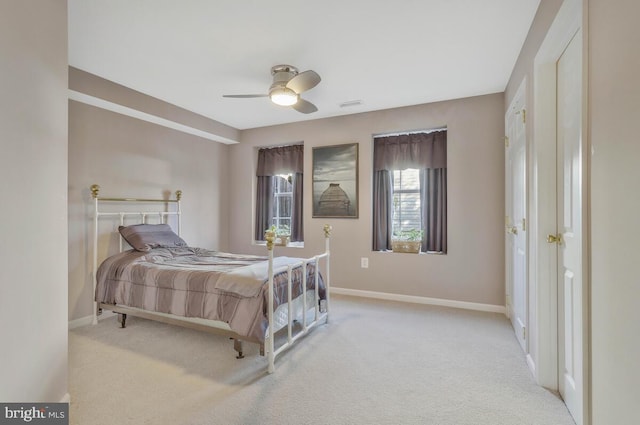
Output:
532,0,590,422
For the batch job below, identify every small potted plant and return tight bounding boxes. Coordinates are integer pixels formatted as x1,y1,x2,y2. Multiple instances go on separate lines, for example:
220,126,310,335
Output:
270,224,290,246
391,229,423,253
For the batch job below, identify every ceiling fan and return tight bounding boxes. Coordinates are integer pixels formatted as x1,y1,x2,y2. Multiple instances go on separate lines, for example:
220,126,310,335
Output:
223,64,321,114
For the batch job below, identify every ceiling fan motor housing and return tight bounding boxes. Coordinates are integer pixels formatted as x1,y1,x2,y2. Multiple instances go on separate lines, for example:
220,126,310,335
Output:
271,64,298,76
270,64,298,91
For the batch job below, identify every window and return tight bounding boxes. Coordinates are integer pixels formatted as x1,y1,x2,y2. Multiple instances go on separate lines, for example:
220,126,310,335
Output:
272,174,292,232
372,130,447,253
255,145,304,242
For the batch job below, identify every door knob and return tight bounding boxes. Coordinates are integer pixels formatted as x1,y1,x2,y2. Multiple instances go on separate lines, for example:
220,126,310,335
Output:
507,226,518,235
546,234,562,244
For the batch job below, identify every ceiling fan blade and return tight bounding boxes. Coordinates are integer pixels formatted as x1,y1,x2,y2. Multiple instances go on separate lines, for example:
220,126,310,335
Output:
222,94,268,98
292,98,318,114
286,70,321,94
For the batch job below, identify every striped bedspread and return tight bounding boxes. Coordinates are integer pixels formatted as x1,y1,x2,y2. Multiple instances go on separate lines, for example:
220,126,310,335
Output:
95,247,325,342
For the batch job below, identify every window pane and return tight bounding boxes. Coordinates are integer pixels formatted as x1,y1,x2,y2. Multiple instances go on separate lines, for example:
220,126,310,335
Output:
274,195,291,217
393,168,419,191
392,168,422,237
279,218,291,230
274,174,292,192
271,175,293,232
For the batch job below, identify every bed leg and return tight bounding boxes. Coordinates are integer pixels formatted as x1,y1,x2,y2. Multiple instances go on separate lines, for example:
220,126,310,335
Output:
118,313,127,328
259,344,265,357
233,339,245,359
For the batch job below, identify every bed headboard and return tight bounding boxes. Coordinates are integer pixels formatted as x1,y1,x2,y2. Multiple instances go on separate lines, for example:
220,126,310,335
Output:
90,184,182,323
91,184,182,244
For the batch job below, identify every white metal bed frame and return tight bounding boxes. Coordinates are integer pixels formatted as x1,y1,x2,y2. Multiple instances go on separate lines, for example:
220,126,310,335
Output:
90,184,331,373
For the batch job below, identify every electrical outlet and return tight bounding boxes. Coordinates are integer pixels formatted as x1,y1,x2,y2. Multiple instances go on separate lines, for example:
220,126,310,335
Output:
361,257,369,268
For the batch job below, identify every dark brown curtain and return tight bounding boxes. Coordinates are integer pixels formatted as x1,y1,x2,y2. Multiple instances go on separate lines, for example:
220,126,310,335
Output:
256,144,304,176
420,168,447,253
255,145,304,241
291,172,304,242
373,131,446,171
372,170,393,250
254,176,273,241
372,130,447,253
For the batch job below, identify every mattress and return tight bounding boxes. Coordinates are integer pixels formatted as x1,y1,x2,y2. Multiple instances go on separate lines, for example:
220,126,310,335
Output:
95,247,325,342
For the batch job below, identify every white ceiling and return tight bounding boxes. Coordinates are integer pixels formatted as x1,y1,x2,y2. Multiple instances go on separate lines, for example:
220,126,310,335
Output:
68,0,540,130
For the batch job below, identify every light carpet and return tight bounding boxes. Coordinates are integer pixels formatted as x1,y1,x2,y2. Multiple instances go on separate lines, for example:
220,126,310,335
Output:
69,295,575,425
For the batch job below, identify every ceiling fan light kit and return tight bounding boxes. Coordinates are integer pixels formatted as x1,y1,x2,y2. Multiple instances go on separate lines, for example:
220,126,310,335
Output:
223,64,321,114
270,87,298,106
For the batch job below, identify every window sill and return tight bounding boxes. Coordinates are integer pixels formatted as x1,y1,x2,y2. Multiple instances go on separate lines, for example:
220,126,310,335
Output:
377,250,445,255
254,241,305,249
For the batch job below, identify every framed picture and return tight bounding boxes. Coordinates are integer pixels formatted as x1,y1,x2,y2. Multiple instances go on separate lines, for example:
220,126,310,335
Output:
312,143,358,218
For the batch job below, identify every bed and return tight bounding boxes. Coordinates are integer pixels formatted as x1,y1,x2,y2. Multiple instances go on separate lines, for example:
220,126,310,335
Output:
90,184,331,373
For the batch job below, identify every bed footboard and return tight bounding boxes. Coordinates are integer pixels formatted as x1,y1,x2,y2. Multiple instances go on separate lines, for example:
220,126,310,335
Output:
264,224,331,373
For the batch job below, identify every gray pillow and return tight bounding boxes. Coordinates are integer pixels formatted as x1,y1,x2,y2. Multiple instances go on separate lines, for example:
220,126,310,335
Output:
118,224,187,252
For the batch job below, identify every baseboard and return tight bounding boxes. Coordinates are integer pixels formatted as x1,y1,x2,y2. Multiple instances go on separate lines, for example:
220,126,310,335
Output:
68,310,117,329
331,287,506,314
60,393,70,403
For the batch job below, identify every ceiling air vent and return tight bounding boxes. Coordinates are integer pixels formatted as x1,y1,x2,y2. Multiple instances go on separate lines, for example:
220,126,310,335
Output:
339,100,363,108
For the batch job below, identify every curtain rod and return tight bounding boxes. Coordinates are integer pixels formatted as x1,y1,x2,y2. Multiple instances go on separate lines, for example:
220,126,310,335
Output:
258,142,303,150
373,127,447,138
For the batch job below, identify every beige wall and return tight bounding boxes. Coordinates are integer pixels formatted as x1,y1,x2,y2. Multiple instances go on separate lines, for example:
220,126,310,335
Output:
0,0,69,401
589,0,640,423
68,76,231,321
229,93,506,306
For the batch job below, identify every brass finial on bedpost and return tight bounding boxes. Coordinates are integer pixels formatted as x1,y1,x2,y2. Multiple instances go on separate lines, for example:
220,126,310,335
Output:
265,230,275,251
90,184,100,199
175,190,182,201
323,224,332,238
